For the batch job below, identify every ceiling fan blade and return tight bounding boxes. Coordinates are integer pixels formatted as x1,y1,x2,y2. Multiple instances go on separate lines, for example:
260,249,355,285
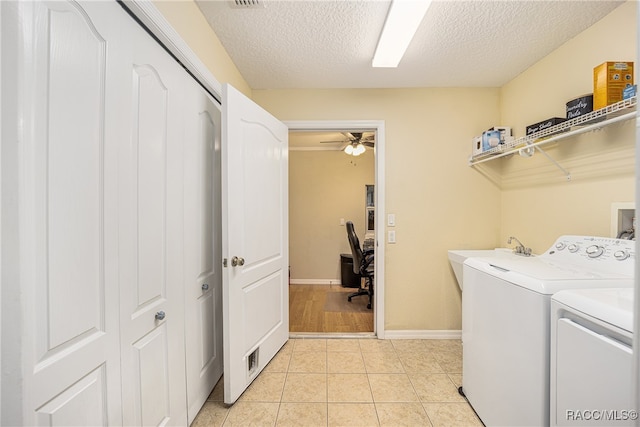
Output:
320,139,350,144
342,132,357,141
318,131,374,147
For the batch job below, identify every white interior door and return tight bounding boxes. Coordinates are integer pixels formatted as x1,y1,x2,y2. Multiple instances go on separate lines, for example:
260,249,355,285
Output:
222,84,289,404
183,84,224,421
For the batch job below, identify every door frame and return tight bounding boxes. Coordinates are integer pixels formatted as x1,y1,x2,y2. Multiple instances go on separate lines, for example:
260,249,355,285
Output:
286,121,385,338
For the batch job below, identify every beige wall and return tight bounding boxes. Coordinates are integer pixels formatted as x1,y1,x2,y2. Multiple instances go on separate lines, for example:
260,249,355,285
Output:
289,149,374,283
253,88,503,330
498,1,636,253
153,0,252,97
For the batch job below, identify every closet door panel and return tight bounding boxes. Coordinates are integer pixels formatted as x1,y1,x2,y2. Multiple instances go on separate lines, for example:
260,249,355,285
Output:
35,367,106,427
119,62,173,425
132,325,171,426
21,1,127,424
40,0,105,356
131,64,168,309
118,20,187,426
183,86,223,422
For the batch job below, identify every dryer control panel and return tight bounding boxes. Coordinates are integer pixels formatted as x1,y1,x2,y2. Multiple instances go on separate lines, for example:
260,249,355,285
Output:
545,235,635,276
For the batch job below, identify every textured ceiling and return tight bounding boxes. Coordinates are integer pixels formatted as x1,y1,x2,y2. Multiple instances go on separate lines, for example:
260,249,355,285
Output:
195,0,624,90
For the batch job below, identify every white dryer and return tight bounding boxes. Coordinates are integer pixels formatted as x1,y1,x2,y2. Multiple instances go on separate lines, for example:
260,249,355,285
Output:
551,287,634,426
461,236,635,427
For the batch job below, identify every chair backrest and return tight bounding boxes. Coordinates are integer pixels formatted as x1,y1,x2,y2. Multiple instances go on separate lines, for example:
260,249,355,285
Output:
345,221,363,274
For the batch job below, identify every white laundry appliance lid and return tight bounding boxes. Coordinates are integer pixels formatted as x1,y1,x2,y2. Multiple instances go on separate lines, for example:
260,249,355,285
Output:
464,256,634,295
464,235,635,295
552,287,634,333
469,256,631,280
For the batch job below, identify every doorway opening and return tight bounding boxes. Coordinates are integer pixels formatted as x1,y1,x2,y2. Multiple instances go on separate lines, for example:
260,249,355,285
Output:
286,121,385,338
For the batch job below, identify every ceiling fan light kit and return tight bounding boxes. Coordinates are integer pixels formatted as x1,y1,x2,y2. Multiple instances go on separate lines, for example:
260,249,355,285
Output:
344,143,366,156
372,0,432,68
318,131,375,156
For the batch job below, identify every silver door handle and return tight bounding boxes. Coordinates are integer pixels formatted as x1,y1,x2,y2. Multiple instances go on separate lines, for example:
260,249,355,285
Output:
155,311,166,321
231,256,245,267
202,283,209,291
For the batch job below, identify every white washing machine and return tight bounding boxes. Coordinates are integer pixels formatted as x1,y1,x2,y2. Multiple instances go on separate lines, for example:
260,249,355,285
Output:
461,236,635,427
551,287,634,426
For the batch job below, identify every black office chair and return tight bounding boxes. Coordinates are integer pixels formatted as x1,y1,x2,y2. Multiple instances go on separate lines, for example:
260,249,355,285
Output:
345,221,374,309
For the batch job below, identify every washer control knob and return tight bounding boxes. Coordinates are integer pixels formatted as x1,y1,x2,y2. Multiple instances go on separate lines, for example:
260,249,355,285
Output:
586,245,604,258
567,244,579,253
555,242,566,250
614,250,630,261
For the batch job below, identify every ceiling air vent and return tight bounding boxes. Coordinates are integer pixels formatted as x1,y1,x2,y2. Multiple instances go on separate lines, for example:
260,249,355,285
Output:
229,0,265,8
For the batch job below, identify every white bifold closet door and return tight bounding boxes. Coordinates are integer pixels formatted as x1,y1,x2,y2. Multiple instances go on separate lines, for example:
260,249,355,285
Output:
117,11,191,426
182,57,224,425
15,2,130,425
4,1,222,425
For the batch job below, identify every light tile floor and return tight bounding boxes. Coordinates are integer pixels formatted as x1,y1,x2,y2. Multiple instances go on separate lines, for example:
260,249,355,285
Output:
192,338,483,427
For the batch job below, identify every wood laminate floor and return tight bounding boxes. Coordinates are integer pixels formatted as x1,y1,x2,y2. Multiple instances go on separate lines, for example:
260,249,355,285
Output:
289,284,374,333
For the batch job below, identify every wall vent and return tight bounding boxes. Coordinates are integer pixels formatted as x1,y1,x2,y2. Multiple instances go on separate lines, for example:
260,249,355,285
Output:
229,0,265,9
247,348,259,376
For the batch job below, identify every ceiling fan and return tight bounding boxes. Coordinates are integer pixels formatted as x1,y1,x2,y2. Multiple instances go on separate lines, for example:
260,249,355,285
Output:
320,132,375,156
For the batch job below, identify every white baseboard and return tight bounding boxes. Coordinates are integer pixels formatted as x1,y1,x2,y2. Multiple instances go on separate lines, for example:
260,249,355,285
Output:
383,330,462,340
289,279,342,285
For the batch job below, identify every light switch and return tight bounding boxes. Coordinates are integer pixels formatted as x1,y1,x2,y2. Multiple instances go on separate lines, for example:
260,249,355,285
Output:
340,218,345,226
387,214,396,226
388,230,396,243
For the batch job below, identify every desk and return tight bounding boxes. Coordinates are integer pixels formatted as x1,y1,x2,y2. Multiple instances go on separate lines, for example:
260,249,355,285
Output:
363,238,375,252
340,254,361,288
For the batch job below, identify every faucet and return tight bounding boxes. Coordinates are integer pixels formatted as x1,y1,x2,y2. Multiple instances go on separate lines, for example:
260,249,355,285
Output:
507,236,532,256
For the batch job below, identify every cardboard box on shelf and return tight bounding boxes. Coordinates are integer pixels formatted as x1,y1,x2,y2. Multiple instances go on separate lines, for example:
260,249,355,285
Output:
623,84,637,100
487,126,512,141
481,130,501,151
593,61,634,110
526,117,566,137
566,94,593,119
472,126,514,156
472,136,483,156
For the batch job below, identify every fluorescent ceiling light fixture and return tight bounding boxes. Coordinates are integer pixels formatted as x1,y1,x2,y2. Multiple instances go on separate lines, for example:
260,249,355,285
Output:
372,0,432,68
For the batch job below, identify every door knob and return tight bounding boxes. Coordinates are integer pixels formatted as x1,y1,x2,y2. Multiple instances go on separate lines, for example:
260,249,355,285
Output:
155,311,166,321
202,283,209,291
231,256,245,267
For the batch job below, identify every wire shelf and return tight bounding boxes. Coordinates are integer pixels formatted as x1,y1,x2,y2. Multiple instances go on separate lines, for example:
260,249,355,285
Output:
469,96,637,166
